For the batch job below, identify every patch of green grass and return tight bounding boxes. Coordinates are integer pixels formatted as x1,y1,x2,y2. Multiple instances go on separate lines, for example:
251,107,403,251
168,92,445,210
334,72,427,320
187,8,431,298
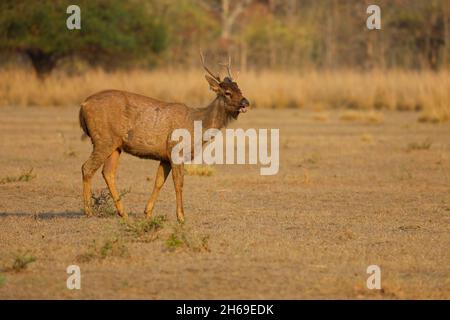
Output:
121,215,167,242
165,226,210,252
166,233,183,251
12,253,36,272
99,239,128,259
76,238,129,262
0,274,6,287
407,139,432,151
91,188,131,217
0,168,36,185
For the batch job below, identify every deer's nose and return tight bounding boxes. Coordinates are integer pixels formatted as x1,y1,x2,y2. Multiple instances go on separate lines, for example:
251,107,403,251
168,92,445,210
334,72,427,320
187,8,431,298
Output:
240,98,249,107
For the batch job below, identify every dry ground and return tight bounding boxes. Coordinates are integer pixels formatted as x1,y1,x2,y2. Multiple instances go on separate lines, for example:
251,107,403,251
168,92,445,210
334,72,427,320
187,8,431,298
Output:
0,107,449,299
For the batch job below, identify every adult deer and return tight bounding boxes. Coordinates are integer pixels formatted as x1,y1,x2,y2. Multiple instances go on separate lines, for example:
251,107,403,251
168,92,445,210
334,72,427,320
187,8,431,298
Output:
79,53,249,223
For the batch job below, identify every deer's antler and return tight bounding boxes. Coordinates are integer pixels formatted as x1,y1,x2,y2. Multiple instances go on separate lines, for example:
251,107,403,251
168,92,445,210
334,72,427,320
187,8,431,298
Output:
200,50,221,83
219,54,233,80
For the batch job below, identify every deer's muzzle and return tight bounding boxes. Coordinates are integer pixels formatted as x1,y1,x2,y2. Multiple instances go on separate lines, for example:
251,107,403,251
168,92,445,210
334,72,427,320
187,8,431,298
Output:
239,98,249,113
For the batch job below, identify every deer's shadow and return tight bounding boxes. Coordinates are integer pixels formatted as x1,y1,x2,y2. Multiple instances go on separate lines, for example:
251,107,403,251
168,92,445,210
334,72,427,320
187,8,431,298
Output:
0,211,84,219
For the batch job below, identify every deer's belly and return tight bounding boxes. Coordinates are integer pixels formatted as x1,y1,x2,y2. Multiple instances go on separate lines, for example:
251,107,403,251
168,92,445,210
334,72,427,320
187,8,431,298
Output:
121,128,169,160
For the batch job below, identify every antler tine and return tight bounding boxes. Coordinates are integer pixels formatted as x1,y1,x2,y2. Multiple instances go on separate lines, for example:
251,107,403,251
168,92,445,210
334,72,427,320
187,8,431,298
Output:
199,50,221,82
219,54,233,80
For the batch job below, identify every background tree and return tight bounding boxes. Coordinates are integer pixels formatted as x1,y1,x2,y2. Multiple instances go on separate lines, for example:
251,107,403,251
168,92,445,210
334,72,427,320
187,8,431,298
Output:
0,0,168,77
0,0,448,73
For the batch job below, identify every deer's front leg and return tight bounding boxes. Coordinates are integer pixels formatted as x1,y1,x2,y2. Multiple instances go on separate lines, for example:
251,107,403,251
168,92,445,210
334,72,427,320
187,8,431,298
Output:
145,161,171,219
171,163,185,223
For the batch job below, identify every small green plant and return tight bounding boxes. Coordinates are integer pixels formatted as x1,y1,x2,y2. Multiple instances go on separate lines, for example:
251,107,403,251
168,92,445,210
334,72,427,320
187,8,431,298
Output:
165,226,210,252
99,239,128,259
0,274,6,287
166,233,183,251
0,168,36,185
12,253,36,272
77,238,129,262
121,215,167,242
91,188,131,217
407,139,432,151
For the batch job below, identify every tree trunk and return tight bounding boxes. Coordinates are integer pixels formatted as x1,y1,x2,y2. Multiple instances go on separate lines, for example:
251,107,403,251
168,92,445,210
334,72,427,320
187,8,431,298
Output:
221,0,231,41
25,49,58,78
220,0,251,56
240,40,248,72
325,0,338,69
443,0,448,69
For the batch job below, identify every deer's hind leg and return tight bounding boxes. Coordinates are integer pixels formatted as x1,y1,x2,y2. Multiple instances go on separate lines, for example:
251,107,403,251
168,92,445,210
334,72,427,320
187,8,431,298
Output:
82,146,115,217
102,149,127,218
145,161,171,219
171,163,185,223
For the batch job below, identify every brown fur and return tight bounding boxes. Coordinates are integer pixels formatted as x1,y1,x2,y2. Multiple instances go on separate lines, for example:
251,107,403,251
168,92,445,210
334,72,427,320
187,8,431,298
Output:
79,76,249,222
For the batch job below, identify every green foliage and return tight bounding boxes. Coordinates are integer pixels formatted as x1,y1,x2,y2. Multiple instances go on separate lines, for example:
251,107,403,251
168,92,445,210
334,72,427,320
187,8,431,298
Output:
0,0,169,75
165,225,210,252
0,0,448,72
166,233,183,251
0,168,36,185
153,0,220,65
77,238,129,262
99,238,128,259
121,215,167,242
12,253,36,272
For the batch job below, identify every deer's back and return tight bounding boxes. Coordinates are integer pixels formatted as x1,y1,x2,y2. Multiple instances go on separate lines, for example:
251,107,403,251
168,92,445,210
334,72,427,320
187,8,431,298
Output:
81,90,191,160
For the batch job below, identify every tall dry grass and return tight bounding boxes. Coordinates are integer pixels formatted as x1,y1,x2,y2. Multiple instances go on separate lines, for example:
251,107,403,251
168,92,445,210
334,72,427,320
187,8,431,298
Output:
0,68,448,122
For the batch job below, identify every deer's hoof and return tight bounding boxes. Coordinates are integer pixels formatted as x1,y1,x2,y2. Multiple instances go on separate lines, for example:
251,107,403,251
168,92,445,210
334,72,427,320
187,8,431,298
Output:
144,211,153,220
177,214,185,224
118,212,129,219
84,208,93,217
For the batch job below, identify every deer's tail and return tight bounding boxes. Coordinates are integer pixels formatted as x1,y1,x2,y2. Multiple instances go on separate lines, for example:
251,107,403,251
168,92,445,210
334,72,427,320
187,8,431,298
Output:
79,105,90,140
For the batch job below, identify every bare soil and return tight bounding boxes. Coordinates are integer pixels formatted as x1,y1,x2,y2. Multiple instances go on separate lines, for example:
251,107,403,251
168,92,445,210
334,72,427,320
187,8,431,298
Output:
0,107,449,299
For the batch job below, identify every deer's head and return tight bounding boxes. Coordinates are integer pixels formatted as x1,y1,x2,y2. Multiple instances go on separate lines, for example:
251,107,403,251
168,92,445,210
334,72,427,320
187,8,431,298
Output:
201,53,250,119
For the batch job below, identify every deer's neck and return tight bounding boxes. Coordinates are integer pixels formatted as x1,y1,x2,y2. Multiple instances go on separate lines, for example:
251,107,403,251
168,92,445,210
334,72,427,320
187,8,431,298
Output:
193,96,232,130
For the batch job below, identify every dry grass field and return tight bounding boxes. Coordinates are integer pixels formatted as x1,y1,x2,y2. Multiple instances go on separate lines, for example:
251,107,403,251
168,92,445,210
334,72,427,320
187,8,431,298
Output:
0,106,449,299
1,69,449,123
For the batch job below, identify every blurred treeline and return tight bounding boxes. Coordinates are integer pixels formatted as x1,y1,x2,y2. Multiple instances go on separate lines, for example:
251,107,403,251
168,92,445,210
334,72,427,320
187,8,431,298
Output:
0,0,449,76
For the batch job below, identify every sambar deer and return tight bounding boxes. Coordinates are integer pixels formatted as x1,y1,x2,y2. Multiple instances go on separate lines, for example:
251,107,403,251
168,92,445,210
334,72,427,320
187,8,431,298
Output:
79,53,249,223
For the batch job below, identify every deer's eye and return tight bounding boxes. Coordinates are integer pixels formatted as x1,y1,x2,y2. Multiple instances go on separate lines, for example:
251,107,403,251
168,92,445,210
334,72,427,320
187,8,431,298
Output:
225,91,232,97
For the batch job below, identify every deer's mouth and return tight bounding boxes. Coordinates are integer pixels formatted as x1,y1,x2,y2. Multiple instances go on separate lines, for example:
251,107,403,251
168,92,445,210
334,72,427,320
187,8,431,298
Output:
238,98,249,113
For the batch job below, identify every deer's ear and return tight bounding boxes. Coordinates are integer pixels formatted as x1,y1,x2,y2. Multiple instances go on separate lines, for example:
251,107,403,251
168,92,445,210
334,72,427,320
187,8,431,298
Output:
205,75,222,93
